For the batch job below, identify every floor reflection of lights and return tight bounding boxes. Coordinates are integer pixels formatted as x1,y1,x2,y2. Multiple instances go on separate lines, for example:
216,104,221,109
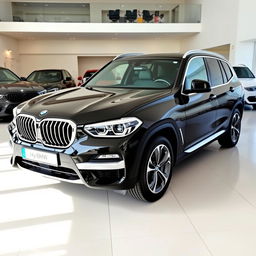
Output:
1,111,256,256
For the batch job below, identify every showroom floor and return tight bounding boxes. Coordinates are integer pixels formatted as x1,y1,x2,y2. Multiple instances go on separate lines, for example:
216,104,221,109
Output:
0,111,256,256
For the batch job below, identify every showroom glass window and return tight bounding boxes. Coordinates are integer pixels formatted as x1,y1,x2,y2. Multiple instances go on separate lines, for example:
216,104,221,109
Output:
205,58,224,86
86,59,181,89
184,57,208,90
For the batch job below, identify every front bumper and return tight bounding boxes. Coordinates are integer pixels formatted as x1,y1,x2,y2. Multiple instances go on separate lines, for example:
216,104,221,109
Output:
10,127,142,190
244,90,256,105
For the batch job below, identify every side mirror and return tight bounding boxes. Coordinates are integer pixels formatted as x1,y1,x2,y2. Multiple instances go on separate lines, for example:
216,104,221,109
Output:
77,76,83,81
65,77,72,81
20,77,27,81
185,79,211,94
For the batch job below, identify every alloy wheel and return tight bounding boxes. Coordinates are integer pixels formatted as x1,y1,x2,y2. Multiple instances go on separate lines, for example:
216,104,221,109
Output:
146,144,171,194
231,112,241,143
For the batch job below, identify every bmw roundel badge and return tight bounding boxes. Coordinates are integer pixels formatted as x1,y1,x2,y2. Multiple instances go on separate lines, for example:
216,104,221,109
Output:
40,110,48,116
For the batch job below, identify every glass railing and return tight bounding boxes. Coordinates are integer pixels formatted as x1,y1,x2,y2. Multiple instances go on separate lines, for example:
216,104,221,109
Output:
1,2,201,24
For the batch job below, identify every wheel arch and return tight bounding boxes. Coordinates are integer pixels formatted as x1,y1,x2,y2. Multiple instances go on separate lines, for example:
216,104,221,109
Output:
131,119,182,182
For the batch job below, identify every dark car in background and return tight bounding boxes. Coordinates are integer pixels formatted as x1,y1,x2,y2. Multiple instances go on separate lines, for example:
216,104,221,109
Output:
9,51,244,202
77,69,98,86
0,67,45,117
26,69,76,92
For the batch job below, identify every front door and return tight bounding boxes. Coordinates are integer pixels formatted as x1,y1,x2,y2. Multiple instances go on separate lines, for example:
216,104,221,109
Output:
183,57,218,148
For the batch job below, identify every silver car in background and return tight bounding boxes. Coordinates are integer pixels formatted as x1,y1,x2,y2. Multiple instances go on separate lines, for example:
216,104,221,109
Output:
233,65,256,109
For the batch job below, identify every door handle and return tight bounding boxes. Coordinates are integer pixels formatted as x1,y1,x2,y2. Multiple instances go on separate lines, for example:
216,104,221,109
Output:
209,94,217,100
230,87,235,92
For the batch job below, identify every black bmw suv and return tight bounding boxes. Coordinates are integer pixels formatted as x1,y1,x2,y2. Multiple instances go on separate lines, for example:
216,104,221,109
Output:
0,67,45,117
9,50,244,202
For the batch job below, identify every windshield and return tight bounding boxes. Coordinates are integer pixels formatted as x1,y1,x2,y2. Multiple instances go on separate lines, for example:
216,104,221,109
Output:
86,58,181,89
233,67,255,78
27,70,63,83
0,69,20,84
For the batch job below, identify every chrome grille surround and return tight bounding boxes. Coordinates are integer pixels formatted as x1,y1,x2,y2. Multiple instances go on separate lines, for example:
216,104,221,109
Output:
40,118,76,148
16,114,37,143
16,114,77,149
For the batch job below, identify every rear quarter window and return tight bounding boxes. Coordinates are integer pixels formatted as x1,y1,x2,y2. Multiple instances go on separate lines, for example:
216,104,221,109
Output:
205,58,223,86
221,61,233,81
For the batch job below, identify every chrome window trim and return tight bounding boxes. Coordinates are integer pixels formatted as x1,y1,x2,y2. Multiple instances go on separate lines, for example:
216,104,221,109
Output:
181,55,235,96
182,50,226,59
16,114,77,149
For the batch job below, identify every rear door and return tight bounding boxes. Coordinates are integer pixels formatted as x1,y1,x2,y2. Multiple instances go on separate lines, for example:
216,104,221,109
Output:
205,58,241,131
183,57,218,148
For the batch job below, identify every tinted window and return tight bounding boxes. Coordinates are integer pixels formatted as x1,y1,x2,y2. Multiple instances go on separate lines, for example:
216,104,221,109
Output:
222,62,233,80
86,59,181,89
0,69,20,84
28,70,63,83
233,66,255,78
184,57,208,90
219,61,228,83
64,70,72,79
206,58,223,86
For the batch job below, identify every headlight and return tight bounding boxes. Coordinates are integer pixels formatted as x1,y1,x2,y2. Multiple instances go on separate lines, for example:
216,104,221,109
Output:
39,89,47,95
84,117,142,137
12,106,18,117
13,105,23,118
244,87,256,91
48,88,59,92
0,94,4,100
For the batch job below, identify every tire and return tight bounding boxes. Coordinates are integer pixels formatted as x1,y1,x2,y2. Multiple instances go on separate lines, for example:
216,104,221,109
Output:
218,109,241,148
129,136,173,202
252,105,256,110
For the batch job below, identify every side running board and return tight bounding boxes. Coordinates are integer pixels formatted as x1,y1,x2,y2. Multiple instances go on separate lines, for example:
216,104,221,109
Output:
185,130,225,153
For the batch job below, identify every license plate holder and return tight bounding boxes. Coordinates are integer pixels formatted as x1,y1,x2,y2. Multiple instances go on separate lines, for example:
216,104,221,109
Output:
21,147,58,167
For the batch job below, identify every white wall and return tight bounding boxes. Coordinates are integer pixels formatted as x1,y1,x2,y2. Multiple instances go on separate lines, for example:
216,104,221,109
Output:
236,0,256,42
182,0,239,54
0,35,19,73
18,37,181,79
233,41,255,68
78,56,114,77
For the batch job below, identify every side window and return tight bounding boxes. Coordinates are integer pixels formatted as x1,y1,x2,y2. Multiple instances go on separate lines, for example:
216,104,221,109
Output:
205,58,224,86
218,61,228,83
185,57,208,90
221,61,233,81
64,70,71,79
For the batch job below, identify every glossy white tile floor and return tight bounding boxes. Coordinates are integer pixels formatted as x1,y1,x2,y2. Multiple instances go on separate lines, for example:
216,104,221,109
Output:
0,111,256,256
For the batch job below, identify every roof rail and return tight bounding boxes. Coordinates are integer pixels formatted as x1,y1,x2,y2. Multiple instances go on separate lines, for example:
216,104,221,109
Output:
113,53,144,60
183,49,226,60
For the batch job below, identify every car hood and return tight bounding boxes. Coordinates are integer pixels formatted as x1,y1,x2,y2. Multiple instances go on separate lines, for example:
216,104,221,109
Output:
21,87,170,124
238,78,256,88
0,81,44,93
